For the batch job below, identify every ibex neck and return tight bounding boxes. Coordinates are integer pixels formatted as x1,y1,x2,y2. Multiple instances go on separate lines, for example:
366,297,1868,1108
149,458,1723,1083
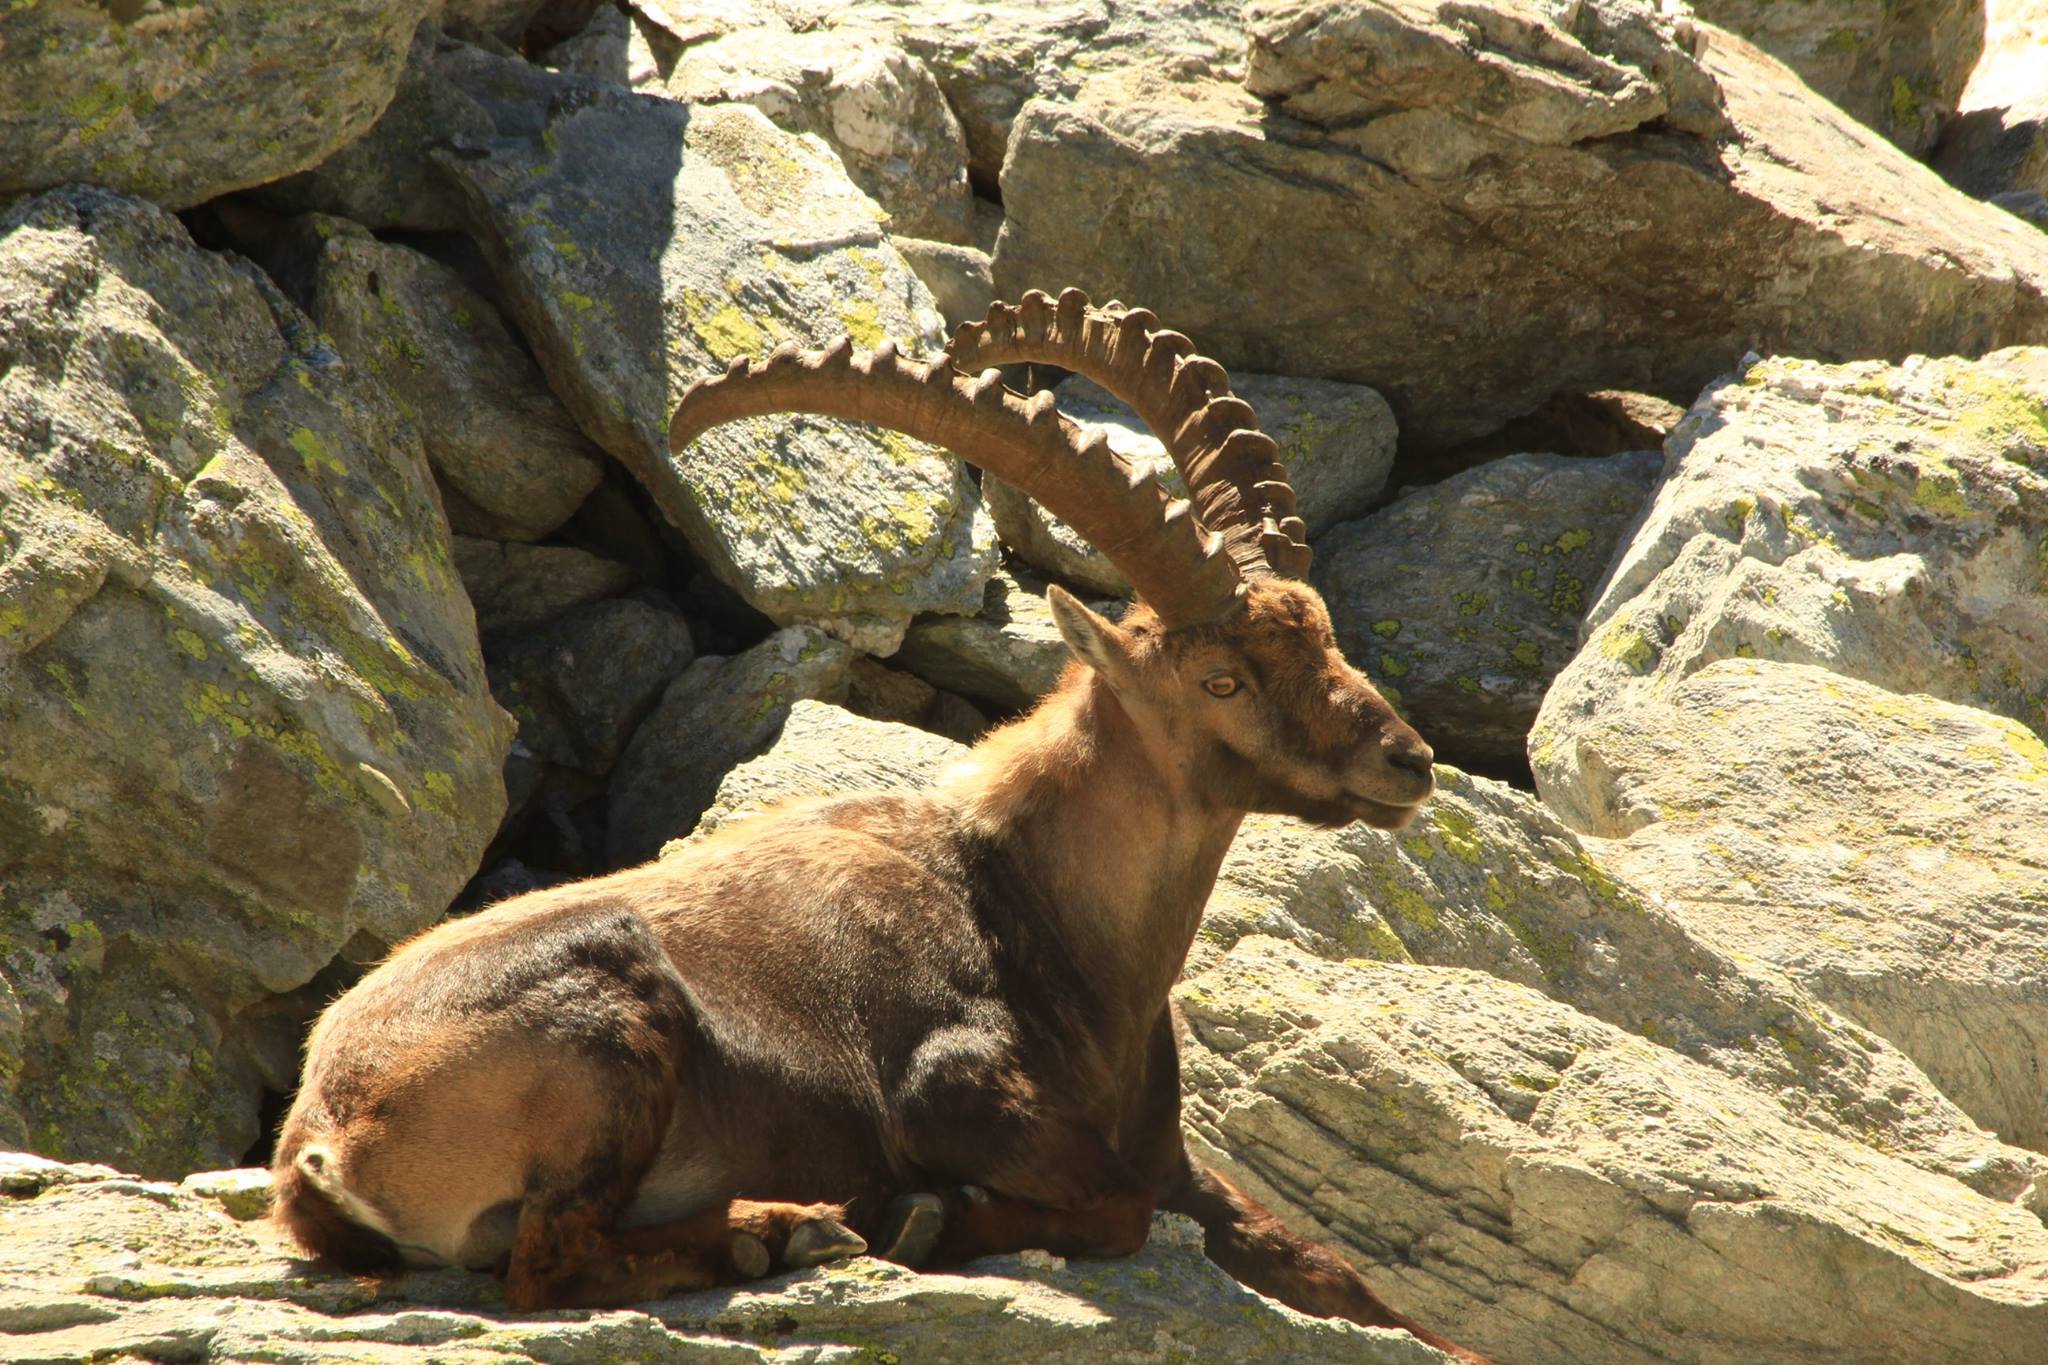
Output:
945,672,1244,1041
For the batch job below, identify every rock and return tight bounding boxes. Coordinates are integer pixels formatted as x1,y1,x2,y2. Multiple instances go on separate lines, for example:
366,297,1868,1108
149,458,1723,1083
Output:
1996,189,2048,230
1537,657,2048,1151
844,656,991,743
1531,348,2048,1146
416,40,994,653
994,3,2048,451
0,0,432,210
777,0,1251,190
1688,0,1984,154
297,216,605,542
1178,937,2048,1365
896,567,1113,712
1533,350,2048,793
452,538,634,636
436,0,550,42
607,627,854,866
892,235,997,330
0,187,510,1175
669,702,2048,1358
1443,389,1684,472
992,373,1397,597
1313,451,1661,771
0,1157,1448,1365
487,597,696,776
681,698,966,845
1933,0,2048,203
179,1167,275,1222
256,29,557,233
640,21,976,243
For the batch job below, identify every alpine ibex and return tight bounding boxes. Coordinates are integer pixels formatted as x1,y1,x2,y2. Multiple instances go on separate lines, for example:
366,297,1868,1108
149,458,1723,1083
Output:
273,289,1486,1361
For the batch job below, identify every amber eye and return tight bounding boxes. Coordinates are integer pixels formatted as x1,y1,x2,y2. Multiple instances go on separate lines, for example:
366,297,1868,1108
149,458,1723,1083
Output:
1203,673,1240,698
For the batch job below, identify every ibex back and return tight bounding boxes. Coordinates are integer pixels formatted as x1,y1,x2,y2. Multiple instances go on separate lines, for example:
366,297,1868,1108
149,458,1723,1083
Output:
273,290,1491,1362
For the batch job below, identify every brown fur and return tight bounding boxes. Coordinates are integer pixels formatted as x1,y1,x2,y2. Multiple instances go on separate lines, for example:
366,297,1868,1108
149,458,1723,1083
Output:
273,581,1491,1362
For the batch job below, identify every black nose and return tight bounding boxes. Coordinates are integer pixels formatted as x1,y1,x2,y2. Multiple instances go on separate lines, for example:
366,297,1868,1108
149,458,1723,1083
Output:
1384,735,1434,777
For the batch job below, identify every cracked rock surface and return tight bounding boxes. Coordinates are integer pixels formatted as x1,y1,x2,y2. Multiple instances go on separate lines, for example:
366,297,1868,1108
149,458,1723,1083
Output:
0,1151,1448,1365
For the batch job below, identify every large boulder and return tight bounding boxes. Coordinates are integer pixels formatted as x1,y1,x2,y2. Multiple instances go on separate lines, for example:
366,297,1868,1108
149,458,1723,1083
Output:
0,0,432,210
994,1,2048,451
0,1153,1446,1365
628,0,1252,191
1538,657,2048,1152
402,38,995,652
1180,937,2048,1365
1688,0,1985,154
1933,0,2048,205
1314,450,1660,770
1534,349,2048,789
0,188,511,1175
1532,348,2048,1147
295,217,606,543
991,373,1398,596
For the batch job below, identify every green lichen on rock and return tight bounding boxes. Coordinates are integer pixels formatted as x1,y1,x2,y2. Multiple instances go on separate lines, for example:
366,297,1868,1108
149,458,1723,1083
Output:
0,0,433,209
0,187,511,1175
1315,451,1659,768
427,45,992,652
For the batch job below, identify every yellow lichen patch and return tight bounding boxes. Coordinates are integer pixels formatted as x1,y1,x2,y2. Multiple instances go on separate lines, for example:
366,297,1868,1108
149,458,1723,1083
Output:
1598,620,1656,674
838,298,886,350
287,427,347,479
1429,806,1485,866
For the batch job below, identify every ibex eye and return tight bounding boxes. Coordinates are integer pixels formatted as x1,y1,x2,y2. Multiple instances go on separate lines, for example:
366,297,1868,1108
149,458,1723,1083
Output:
1204,674,1240,698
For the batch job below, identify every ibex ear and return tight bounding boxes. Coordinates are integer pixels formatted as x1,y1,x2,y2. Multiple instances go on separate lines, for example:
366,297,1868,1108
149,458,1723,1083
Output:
1047,584,1137,690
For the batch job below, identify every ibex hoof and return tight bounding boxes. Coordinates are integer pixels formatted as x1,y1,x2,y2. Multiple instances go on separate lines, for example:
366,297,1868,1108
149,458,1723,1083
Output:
785,1216,868,1268
877,1192,946,1267
730,1231,772,1279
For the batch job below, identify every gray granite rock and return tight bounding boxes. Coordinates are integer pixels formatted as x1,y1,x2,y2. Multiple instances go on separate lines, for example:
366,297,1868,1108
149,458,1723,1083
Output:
0,0,432,210
1314,450,1660,769
0,188,510,1174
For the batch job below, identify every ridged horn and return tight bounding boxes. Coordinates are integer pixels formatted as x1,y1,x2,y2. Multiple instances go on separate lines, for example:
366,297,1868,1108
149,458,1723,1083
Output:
947,287,1313,580
668,338,1244,629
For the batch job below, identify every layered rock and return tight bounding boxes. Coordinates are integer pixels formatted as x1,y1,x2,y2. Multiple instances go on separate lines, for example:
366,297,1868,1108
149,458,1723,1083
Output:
1314,451,1659,770
1690,0,1985,154
991,373,1396,596
0,1153,1442,1365
995,1,2048,450
1533,348,2048,1148
0,0,432,209
1180,938,2048,1365
0,188,511,1174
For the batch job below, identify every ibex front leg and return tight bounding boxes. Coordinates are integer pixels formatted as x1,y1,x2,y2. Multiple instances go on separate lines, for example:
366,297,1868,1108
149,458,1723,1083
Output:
879,1048,1156,1267
1161,1152,1495,1364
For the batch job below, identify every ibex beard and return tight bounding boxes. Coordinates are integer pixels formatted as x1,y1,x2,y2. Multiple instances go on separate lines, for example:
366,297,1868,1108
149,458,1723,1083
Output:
271,290,1492,1364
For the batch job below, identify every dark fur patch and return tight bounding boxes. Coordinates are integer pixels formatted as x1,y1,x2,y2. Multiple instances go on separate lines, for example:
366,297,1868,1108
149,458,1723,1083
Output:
271,1158,404,1274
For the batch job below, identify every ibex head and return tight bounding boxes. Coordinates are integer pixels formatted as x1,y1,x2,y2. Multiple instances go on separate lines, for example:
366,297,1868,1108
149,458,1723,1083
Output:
670,288,1434,829
1048,581,1431,829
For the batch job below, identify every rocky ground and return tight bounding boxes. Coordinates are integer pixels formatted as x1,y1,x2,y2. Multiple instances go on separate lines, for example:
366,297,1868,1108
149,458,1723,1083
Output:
2,2,2047,1363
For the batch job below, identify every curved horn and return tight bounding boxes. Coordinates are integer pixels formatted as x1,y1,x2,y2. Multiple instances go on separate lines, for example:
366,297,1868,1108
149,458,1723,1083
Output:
669,338,1244,629
948,288,1312,580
